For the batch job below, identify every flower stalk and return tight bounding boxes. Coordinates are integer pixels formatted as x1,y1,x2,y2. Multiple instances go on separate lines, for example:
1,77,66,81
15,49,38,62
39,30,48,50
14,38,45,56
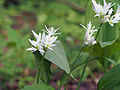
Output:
62,21,98,90
63,46,85,90
77,23,102,90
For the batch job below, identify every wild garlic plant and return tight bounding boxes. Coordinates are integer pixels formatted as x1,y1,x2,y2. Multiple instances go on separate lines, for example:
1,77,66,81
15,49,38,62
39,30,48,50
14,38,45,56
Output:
26,26,60,84
24,0,120,89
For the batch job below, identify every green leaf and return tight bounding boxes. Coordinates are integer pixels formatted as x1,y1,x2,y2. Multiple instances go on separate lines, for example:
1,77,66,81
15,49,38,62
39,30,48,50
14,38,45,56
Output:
83,39,120,69
33,51,51,84
21,84,55,90
33,41,70,84
85,39,120,57
98,24,119,47
84,39,120,70
45,41,70,74
60,53,88,86
101,57,116,65
103,39,120,57
99,39,117,48
111,83,120,90
33,51,42,68
107,0,120,4
97,63,120,90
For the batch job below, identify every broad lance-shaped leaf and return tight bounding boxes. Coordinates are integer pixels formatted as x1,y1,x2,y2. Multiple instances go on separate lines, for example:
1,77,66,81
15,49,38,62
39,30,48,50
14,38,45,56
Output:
33,51,51,85
33,41,70,84
81,35,120,71
21,84,55,90
99,39,117,48
45,41,70,74
84,39,120,57
97,63,120,90
83,40,120,69
98,23,119,48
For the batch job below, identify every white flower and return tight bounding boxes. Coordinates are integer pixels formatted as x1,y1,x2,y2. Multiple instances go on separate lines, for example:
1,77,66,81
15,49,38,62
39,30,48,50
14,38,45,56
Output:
80,21,97,34
107,15,120,27
107,5,120,26
42,34,58,50
26,28,59,54
26,39,44,53
80,21,97,46
83,31,97,46
92,0,115,23
26,30,44,54
31,30,42,41
44,25,61,36
116,4,120,13
31,30,38,38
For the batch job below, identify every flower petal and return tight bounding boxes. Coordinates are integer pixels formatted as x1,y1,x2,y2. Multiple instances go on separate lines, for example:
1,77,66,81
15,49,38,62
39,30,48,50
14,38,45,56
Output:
80,24,87,30
26,47,37,51
29,39,36,47
32,30,38,38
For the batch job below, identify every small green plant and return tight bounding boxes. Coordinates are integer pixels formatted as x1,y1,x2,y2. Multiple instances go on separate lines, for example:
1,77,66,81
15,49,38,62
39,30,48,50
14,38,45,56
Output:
23,0,120,90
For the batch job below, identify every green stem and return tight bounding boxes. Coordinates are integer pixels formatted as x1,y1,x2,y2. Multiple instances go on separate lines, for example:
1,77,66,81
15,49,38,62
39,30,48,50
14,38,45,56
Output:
95,25,101,39
67,47,85,88
103,59,106,73
36,53,45,84
59,46,85,90
70,46,85,73
77,64,87,89
77,47,93,90
77,23,102,90
65,83,67,90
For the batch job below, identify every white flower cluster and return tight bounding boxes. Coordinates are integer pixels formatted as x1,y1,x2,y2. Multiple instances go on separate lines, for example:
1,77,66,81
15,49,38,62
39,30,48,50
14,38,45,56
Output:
80,21,98,46
92,0,120,26
26,25,60,55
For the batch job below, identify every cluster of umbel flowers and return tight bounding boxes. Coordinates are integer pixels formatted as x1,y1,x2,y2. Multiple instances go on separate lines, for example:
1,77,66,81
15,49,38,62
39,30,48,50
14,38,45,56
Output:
80,0,120,47
26,25,60,55
81,21,97,46
92,0,120,26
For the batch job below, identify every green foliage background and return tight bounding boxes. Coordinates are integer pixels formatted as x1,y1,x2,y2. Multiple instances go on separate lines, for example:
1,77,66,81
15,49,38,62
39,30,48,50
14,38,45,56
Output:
0,0,120,89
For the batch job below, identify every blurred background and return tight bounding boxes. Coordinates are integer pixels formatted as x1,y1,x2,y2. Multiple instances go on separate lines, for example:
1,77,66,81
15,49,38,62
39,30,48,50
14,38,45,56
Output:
1,0,119,90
